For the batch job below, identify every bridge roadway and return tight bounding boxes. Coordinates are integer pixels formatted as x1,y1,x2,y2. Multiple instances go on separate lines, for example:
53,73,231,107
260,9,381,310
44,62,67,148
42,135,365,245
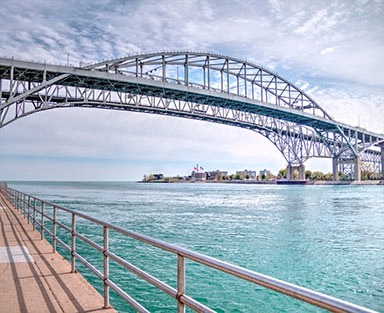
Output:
0,52,383,180
0,190,116,313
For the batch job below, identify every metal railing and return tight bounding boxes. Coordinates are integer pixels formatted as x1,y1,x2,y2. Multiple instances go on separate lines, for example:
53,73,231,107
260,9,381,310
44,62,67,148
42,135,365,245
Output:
0,185,378,313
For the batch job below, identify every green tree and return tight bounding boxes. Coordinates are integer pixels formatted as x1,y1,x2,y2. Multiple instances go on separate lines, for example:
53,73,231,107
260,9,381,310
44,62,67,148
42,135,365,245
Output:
324,172,333,181
361,163,380,180
278,168,287,179
305,170,312,180
311,171,324,180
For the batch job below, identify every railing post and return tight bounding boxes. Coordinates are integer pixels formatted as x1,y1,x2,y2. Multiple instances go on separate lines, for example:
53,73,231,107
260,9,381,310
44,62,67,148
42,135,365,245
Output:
27,195,31,224
18,191,21,211
103,226,110,308
19,192,22,212
18,191,21,212
53,206,57,253
41,202,45,240
177,254,185,313
71,213,76,273
20,192,23,214
23,193,26,216
33,200,37,230
17,191,22,214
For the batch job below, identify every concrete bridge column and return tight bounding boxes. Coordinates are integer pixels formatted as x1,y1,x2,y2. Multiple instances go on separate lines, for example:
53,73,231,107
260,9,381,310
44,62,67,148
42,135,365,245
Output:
286,165,293,181
354,157,361,181
298,164,305,181
333,158,361,181
332,158,339,181
286,164,305,181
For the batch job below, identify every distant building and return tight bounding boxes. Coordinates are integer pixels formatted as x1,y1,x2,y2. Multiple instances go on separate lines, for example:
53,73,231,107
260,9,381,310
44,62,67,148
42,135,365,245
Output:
191,171,207,181
236,170,257,180
259,169,271,178
207,170,228,181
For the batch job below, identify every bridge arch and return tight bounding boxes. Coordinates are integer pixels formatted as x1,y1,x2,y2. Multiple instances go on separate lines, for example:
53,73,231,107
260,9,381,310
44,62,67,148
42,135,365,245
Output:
84,51,344,167
0,52,383,180
86,51,333,121
83,52,384,167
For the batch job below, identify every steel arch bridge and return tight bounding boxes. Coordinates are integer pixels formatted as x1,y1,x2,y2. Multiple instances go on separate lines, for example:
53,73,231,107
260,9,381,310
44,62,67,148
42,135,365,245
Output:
0,52,383,180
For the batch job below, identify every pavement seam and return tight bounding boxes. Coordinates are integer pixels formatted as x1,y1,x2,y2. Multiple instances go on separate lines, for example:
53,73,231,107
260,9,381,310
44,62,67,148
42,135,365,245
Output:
32,253,66,313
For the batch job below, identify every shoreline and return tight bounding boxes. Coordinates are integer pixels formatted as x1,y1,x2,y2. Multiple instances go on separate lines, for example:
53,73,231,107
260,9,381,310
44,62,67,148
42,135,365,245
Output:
140,179,383,186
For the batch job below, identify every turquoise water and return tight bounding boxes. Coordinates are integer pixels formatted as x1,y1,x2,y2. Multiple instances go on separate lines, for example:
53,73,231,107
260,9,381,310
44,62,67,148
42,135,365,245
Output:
8,181,384,312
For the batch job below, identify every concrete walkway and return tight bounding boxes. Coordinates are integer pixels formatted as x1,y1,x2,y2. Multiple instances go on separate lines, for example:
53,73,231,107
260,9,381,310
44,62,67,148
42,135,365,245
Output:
0,192,116,313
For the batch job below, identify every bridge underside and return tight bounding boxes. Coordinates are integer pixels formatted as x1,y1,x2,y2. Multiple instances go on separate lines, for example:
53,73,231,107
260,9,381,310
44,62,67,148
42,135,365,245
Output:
0,53,383,181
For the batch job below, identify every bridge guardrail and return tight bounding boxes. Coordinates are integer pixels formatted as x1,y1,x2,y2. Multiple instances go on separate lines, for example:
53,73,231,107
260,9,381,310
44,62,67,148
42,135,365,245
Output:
0,184,378,313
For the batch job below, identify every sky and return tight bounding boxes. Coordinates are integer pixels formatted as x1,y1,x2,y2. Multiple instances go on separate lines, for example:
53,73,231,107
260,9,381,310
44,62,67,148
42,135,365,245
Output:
0,0,383,181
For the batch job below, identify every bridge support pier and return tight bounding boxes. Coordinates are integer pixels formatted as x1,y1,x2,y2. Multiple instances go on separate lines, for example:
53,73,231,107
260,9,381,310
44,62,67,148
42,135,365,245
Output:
354,157,361,181
286,164,305,181
332,158,361,181
332,158,339,181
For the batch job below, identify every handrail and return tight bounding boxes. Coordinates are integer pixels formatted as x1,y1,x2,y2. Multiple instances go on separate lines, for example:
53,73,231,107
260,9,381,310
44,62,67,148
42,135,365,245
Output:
0,184,378,313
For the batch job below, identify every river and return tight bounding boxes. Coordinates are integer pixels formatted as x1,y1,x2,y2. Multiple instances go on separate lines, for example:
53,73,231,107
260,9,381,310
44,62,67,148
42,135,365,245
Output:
8,181,384,312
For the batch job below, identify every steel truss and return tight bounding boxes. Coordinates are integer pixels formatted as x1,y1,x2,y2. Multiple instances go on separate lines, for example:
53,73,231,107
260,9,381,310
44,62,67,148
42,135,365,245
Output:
0,52,383,179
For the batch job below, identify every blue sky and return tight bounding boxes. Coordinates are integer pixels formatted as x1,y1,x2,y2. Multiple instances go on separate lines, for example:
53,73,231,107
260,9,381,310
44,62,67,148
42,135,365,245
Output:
0,0,383,180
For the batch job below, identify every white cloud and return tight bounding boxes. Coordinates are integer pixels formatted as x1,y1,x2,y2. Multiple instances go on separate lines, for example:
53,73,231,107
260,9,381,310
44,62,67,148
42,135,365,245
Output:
320,47,336,55
294,9,329,35
313,85,384,133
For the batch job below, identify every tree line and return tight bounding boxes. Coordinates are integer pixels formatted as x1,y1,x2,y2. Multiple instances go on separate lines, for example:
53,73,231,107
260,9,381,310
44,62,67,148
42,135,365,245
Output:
277,168,380,181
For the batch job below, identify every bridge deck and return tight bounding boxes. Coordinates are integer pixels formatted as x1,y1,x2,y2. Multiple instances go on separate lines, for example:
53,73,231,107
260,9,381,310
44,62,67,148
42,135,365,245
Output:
0,191,116,313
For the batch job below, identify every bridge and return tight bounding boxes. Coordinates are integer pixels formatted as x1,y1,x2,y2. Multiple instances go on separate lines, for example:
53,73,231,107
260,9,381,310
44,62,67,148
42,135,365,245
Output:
0,52,383,181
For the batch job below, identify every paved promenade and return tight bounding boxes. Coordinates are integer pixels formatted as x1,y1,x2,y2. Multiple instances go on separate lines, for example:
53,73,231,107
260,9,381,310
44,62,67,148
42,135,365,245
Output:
0,192,116,313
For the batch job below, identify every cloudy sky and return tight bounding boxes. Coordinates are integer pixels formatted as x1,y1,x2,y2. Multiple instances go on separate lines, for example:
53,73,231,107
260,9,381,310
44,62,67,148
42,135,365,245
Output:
0,0,383,180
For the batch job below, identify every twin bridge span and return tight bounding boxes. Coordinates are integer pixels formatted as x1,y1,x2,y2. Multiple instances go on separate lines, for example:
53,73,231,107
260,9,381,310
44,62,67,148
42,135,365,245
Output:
0,52,383,181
